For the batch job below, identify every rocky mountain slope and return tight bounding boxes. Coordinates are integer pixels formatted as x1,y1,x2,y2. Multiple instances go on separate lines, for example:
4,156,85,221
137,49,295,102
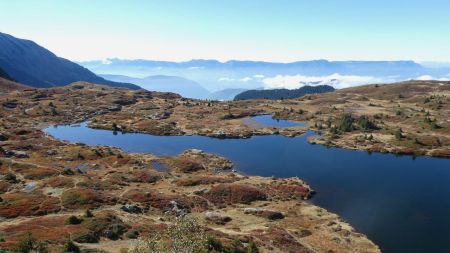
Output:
0,32,140,89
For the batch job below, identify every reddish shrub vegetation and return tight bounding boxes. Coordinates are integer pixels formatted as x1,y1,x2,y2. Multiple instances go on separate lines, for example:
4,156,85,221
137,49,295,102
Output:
121,189,209,212
22,167,59,180
9,161,58,180
77,177,121,190
1,210,128,245
0,211,130,249
127,169,162,183
0,192,61,218
264,184,312,200
121,189,149,203
126,222,167,238
168,157,204,173
9,161,36,173
175,176,236,186
0,216,86,249
202,184,267,205
0,180,11,193
102,173,130,187
252,227,312,253
41,176,74,188
61,188,116,209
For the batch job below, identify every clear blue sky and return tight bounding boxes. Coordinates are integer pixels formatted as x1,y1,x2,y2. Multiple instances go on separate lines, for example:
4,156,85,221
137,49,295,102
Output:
1,0,450,62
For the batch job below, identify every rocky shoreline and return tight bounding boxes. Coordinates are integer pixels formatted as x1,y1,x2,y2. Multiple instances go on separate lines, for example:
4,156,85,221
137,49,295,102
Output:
0,126,380,253
78,81,449,159
0,81,382,252
1,79,449,252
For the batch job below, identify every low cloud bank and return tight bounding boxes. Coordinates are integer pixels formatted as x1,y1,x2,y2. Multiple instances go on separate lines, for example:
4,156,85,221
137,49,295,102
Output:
416,75,449,81
262,73,388,89
216,73,450,91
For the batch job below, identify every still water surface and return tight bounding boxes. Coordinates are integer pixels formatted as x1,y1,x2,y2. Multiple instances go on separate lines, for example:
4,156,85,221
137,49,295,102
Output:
242,115,306,128
45,120,450,253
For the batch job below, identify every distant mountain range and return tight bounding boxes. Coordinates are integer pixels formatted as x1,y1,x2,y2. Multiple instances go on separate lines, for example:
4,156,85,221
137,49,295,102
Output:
234,85,335,100
101,74,210,99
0,32,140,89
79,58,450,95
2,31,449,99
82,58,427,76
81,58,432,82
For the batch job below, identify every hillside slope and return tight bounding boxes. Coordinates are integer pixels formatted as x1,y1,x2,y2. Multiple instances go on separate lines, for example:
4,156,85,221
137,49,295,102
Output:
0,66,14,81
0,32,140,89
0,77,30,94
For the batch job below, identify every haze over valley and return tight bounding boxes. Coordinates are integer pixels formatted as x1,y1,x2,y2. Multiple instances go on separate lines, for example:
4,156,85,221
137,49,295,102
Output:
2,30,450,100
81,58,450,99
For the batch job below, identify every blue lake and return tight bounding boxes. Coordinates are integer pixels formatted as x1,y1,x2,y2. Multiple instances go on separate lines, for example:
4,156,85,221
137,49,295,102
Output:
242,115,306,128
45,122,450,253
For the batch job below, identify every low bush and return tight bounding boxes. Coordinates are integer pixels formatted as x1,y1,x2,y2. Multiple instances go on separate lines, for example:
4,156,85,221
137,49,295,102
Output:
66,215,82,225
13,233,49,253
63,239,80,253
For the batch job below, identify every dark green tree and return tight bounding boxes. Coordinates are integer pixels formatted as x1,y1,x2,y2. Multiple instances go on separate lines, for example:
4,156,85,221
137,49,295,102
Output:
337,113,354,132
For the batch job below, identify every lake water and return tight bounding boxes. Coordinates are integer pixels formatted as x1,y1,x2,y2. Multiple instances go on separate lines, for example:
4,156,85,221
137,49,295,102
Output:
241,115,306,128
45,121,450,253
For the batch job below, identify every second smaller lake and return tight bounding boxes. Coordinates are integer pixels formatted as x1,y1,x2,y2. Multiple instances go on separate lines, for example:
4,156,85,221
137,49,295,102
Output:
241,115,305,128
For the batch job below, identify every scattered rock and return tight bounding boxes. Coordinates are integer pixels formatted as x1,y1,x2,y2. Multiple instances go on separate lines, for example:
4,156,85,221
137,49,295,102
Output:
205,211,232,225
120,204,142,214
0,133,8,141
108,104,122,112
297,229,312,238
2,101,18,109
169,200,187,217
23,182,37,192
47,149,57,156
243,208,285,220
11,150,29,158
147,111,171,120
